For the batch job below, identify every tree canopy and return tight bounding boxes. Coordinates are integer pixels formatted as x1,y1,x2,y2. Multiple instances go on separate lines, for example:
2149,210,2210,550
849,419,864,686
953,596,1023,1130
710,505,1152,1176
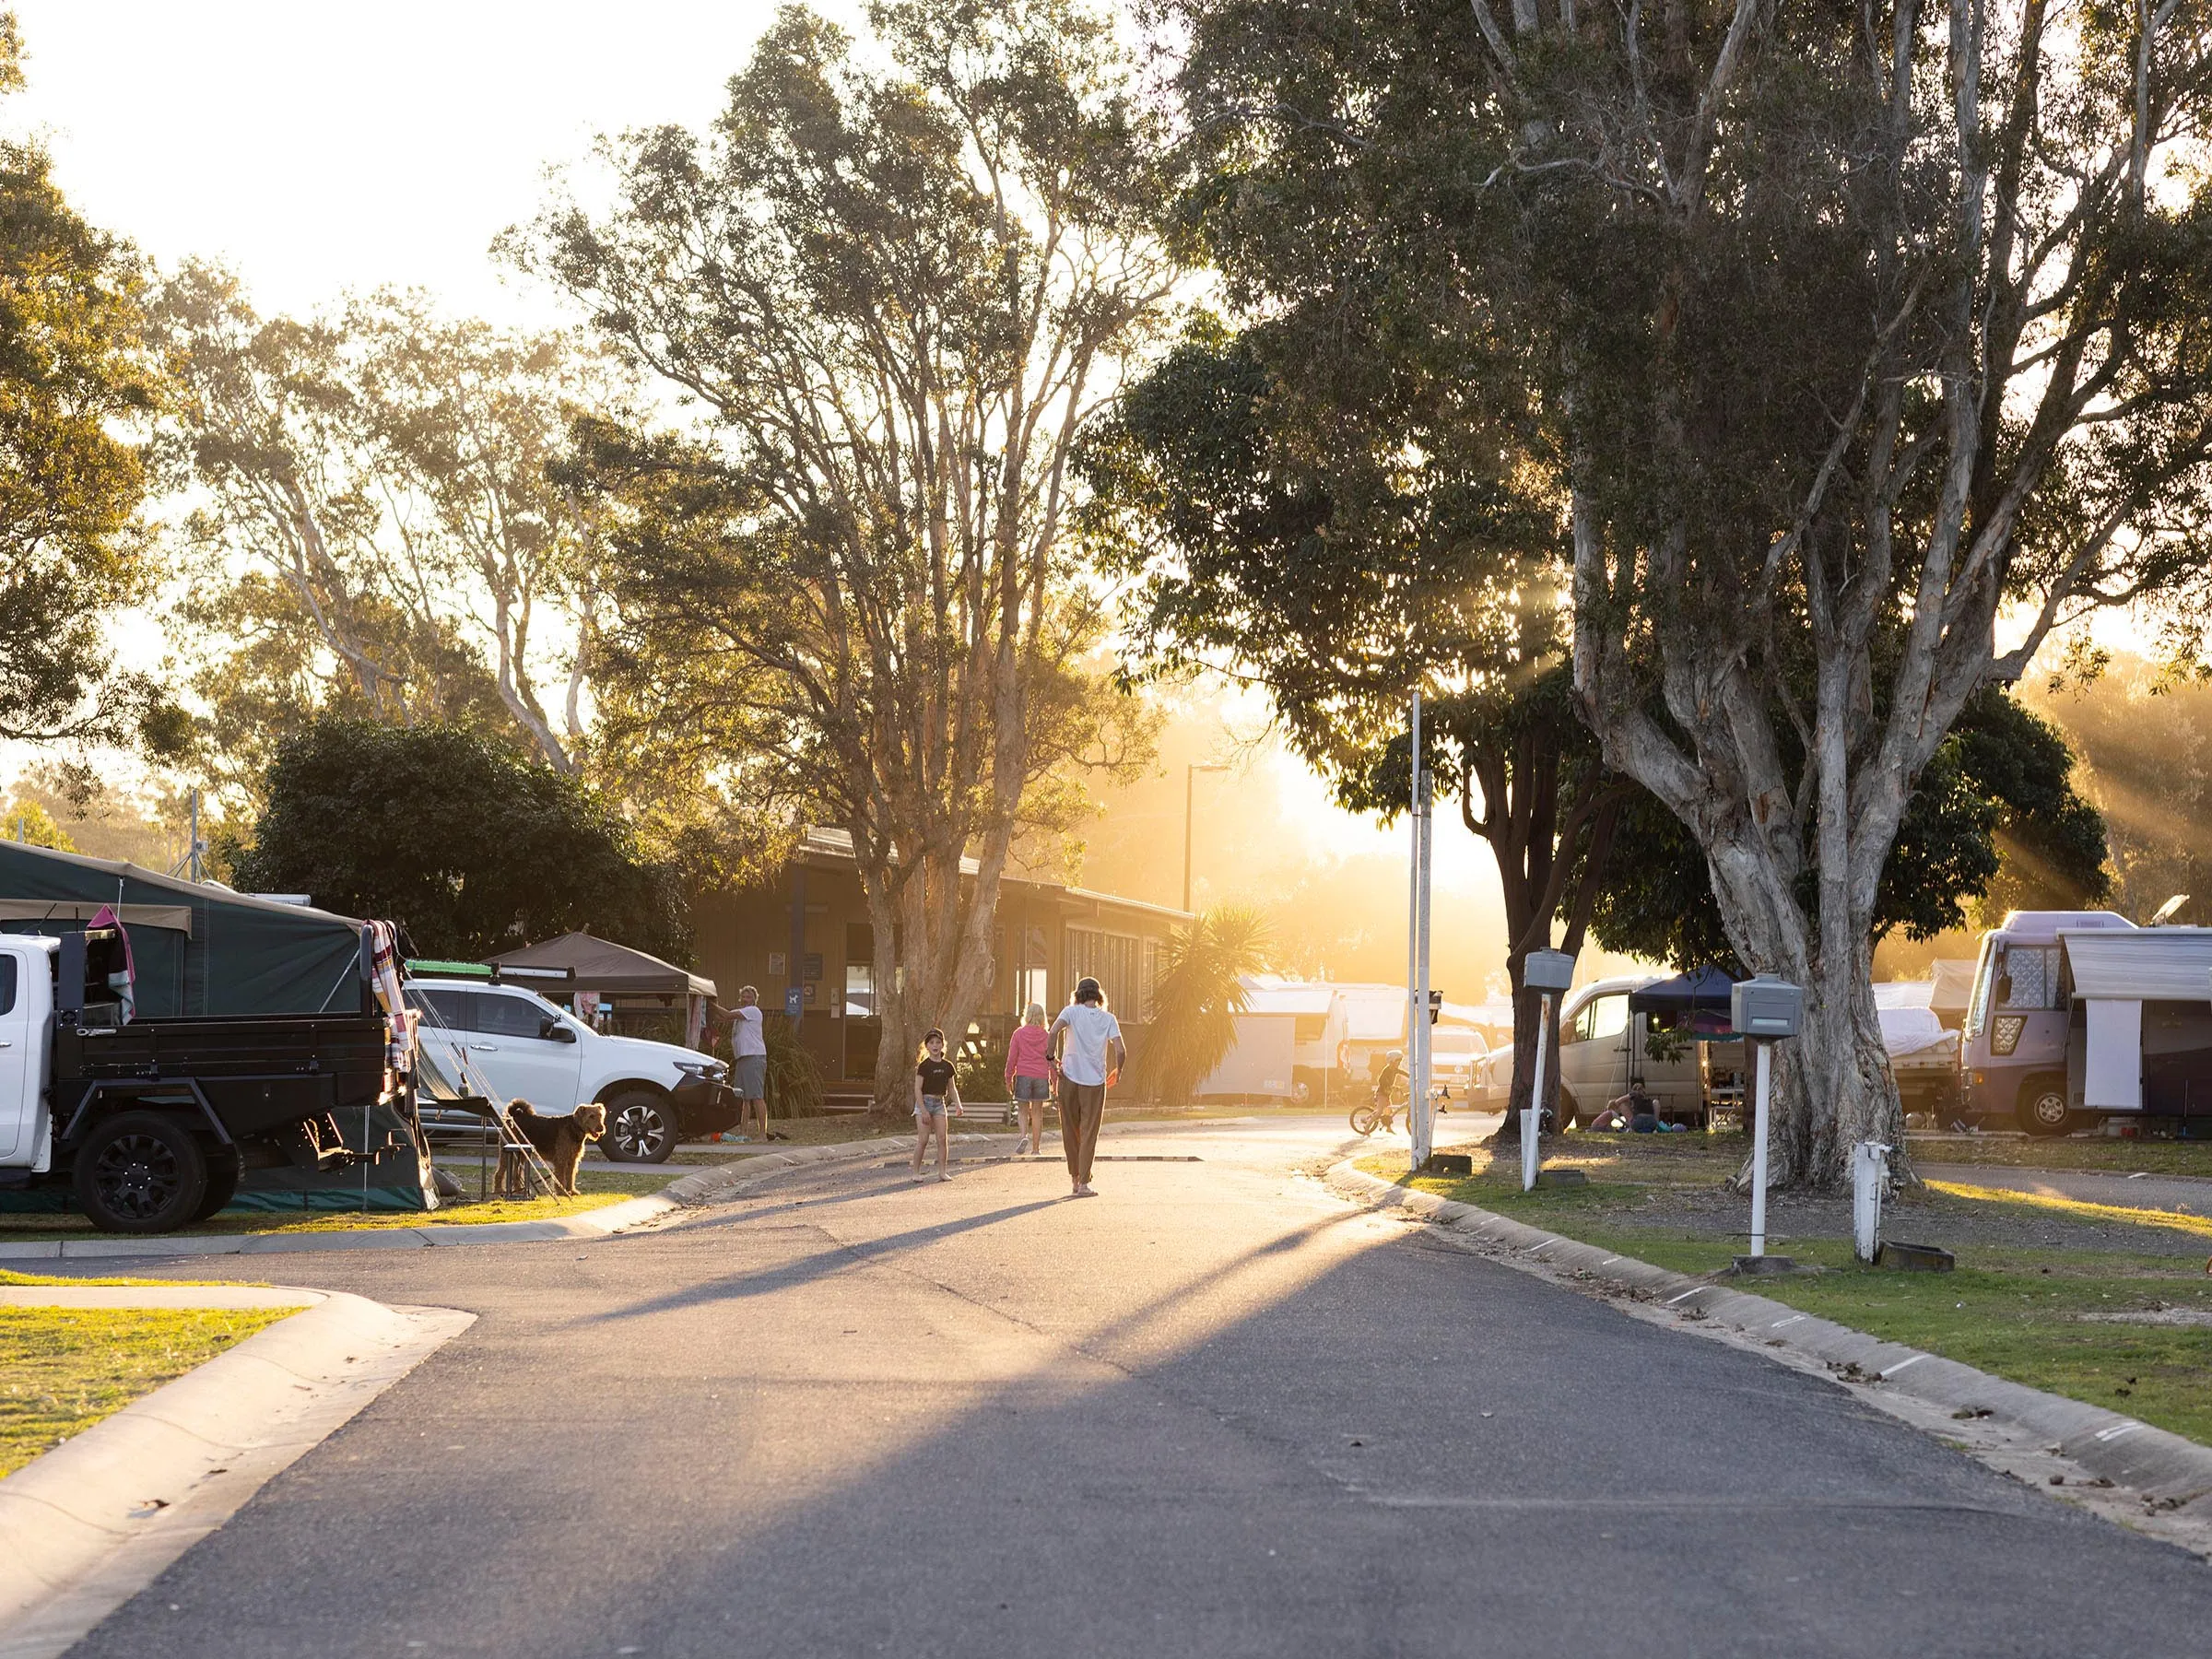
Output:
520,0,1176,1107
237,720,684,962
1160,0,2212,1186
0,14,170,748
156,268,620,795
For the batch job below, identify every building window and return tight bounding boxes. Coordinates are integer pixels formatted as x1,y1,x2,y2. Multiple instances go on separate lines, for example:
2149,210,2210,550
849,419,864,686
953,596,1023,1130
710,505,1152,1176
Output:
1068,927,1142,1018
845,922,876,1018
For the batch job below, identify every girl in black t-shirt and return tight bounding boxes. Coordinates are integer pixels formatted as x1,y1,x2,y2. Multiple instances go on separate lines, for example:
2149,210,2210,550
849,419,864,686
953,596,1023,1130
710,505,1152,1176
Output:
910,1028,962,1182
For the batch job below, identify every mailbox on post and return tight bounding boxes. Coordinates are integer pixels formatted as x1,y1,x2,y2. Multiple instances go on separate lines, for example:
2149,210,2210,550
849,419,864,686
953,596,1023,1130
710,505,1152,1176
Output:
1520,948,1577,1192
1730,973,1803,1265
1524,949,1575,994
1730,975,1805,1040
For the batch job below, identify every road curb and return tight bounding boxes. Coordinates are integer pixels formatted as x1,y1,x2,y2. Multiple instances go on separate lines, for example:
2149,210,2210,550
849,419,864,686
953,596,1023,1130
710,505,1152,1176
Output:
0,1138,935,1261
0,1285,472,1659
0,1121,1201,1261
1327,1159,2212,1528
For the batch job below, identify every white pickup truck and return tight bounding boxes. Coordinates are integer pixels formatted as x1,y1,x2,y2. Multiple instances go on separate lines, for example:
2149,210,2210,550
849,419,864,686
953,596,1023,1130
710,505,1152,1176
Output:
405,978,736,1161
2,929,398,1232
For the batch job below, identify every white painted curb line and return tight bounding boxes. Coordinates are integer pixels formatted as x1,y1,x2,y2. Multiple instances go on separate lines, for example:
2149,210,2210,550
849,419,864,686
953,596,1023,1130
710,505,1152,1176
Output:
1328,1159,2212,1539
0,1286,472,1659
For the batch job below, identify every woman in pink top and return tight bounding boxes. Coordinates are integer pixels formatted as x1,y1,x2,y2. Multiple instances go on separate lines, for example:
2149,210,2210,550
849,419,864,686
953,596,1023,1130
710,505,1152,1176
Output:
1005,1002,1053,1157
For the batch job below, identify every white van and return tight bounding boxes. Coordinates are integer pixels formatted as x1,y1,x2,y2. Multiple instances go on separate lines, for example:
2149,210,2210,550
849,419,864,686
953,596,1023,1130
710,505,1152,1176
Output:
406,979,734,1161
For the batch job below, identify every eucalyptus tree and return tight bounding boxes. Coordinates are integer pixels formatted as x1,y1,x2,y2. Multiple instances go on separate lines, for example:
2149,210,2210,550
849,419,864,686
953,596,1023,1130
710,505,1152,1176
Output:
158,268,618,790
516,0,1178,1107
1168,0,2212,1186
0,15,169,747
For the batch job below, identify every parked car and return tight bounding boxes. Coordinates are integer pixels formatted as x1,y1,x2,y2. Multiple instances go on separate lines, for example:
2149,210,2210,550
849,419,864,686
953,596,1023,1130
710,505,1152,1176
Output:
406,980,735,1161
1429,1025,1486,1101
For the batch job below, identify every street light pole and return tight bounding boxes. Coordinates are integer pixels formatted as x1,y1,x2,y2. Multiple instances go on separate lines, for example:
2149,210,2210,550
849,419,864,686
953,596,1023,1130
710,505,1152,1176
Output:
1183,763,1228,912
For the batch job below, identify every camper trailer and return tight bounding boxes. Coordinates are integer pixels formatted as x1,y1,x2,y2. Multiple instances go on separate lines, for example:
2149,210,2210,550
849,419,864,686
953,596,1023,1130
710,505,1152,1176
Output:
1959,910,2136,1131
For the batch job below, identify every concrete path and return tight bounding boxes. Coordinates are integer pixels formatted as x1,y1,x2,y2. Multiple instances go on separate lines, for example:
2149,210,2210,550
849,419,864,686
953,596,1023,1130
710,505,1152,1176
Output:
1921,1162,2212,1216
40,1118,2212,1658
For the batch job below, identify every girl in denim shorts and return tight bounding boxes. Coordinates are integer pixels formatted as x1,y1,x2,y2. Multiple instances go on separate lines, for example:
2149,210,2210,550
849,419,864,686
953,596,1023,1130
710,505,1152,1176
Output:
911,1028,961,1182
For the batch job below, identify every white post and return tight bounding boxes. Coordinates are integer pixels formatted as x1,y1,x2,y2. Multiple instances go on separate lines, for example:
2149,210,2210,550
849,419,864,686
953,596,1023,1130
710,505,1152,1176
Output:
1748,1040,1772,1257
1523,991,1550,1192
1411,754,1434,1168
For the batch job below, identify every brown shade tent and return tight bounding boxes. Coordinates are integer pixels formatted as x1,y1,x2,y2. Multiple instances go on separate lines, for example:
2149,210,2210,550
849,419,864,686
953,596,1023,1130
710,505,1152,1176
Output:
486,932,716,999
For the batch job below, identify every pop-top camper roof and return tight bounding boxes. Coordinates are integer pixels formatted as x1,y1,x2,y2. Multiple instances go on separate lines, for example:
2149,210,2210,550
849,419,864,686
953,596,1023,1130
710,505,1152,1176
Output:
0,841,366,1018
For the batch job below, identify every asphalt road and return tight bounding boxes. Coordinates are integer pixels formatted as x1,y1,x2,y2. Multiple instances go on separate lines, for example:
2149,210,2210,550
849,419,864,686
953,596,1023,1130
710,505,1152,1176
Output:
54,1118,2212,1657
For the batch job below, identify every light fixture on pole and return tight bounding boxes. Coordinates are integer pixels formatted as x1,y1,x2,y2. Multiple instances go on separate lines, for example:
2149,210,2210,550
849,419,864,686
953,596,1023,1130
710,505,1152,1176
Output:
1521,948,1576,1192
1730,974,1805,1266
1183,763,1229,913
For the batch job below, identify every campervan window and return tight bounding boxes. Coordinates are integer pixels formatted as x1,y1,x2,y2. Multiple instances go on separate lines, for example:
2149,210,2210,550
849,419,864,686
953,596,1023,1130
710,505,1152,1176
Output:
1995,944,2062,1012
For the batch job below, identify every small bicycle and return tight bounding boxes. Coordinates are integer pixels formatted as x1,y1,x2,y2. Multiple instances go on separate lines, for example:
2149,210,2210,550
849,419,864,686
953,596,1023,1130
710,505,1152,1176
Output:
1349,1075,1452,1136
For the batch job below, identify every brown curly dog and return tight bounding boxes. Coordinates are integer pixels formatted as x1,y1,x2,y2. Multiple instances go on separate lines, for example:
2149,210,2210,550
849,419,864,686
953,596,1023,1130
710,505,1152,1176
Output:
494,1100,607,1197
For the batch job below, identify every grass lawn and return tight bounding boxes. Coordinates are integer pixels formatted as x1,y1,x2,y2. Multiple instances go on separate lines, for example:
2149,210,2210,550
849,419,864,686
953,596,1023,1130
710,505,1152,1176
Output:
1360,1134,2212,1448
0,1304,293,1477
0,1182,651,1241
1908,1135,2212,1177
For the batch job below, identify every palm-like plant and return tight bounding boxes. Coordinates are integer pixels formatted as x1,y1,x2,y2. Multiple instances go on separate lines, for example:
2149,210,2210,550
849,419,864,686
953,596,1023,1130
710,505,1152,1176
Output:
1131,903,1273,1103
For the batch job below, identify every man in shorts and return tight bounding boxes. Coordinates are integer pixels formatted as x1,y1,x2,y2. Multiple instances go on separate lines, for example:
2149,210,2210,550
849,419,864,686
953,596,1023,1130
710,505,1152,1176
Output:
730,985,769,1141
1048,976,1124,1197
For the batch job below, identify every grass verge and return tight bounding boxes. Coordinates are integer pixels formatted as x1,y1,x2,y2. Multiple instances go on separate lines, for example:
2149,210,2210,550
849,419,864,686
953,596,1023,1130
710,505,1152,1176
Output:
1905,1135,2212,1177
0,1185,643,1241
0,1304,292,1477
1360,1140,2212,1449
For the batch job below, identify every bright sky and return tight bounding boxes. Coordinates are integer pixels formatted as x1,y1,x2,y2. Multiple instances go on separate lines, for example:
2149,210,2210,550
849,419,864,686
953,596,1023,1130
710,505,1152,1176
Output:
7,0,1491,934
11,0,845,324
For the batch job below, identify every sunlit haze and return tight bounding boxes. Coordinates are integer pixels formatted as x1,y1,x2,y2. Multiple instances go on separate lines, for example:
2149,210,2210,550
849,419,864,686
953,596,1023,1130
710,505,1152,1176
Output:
6,0,1563,994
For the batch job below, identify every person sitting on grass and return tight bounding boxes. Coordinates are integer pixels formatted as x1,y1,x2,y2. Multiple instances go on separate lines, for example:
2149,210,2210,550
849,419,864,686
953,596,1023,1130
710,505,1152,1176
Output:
911,1027,961,1183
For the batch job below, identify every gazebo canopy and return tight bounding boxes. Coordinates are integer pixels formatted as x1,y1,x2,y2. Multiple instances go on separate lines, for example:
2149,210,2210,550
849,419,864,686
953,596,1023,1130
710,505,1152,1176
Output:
487,931,715,999
1627,965,1742,1018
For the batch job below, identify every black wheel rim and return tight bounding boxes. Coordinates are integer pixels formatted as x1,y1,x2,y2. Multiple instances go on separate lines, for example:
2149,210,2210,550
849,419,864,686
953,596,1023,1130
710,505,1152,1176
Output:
613,1105,668,1159
92,1133,183,1221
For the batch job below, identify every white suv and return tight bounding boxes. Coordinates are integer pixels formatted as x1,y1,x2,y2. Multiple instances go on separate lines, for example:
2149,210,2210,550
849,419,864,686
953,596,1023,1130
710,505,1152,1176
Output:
406,980,735,1162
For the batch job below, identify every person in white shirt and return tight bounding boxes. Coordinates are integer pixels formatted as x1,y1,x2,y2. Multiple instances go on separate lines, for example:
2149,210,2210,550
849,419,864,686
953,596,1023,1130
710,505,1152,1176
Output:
730,986,769,1141
1048,976,1124,1197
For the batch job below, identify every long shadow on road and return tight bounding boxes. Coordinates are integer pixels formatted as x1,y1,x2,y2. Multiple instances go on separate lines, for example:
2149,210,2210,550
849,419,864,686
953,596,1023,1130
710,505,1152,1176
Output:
63,1162,2212,1659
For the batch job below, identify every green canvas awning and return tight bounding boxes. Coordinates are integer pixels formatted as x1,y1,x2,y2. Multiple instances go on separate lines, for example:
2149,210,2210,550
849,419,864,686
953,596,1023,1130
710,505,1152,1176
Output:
0,842,369,1018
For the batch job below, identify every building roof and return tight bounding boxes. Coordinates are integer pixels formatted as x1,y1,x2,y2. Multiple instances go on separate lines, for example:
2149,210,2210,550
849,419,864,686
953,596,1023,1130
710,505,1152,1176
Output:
488,931,715,999
1240,976,1339,1017
2061,928,2212,1002
794,827,1193,924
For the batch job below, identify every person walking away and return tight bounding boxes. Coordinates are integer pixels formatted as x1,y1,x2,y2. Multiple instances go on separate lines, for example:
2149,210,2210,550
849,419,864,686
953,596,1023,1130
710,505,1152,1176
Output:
1049,977,1123,1197
912,1028,960,1182
1005,1003,1053,1156
730,986,770,1143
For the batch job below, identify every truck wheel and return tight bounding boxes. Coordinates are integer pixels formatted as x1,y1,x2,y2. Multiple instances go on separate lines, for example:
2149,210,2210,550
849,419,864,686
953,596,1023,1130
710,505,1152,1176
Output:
605,1091,677,1163
191,1152,241,1223
2018,1078,2073,1136
74,1112,208,1233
